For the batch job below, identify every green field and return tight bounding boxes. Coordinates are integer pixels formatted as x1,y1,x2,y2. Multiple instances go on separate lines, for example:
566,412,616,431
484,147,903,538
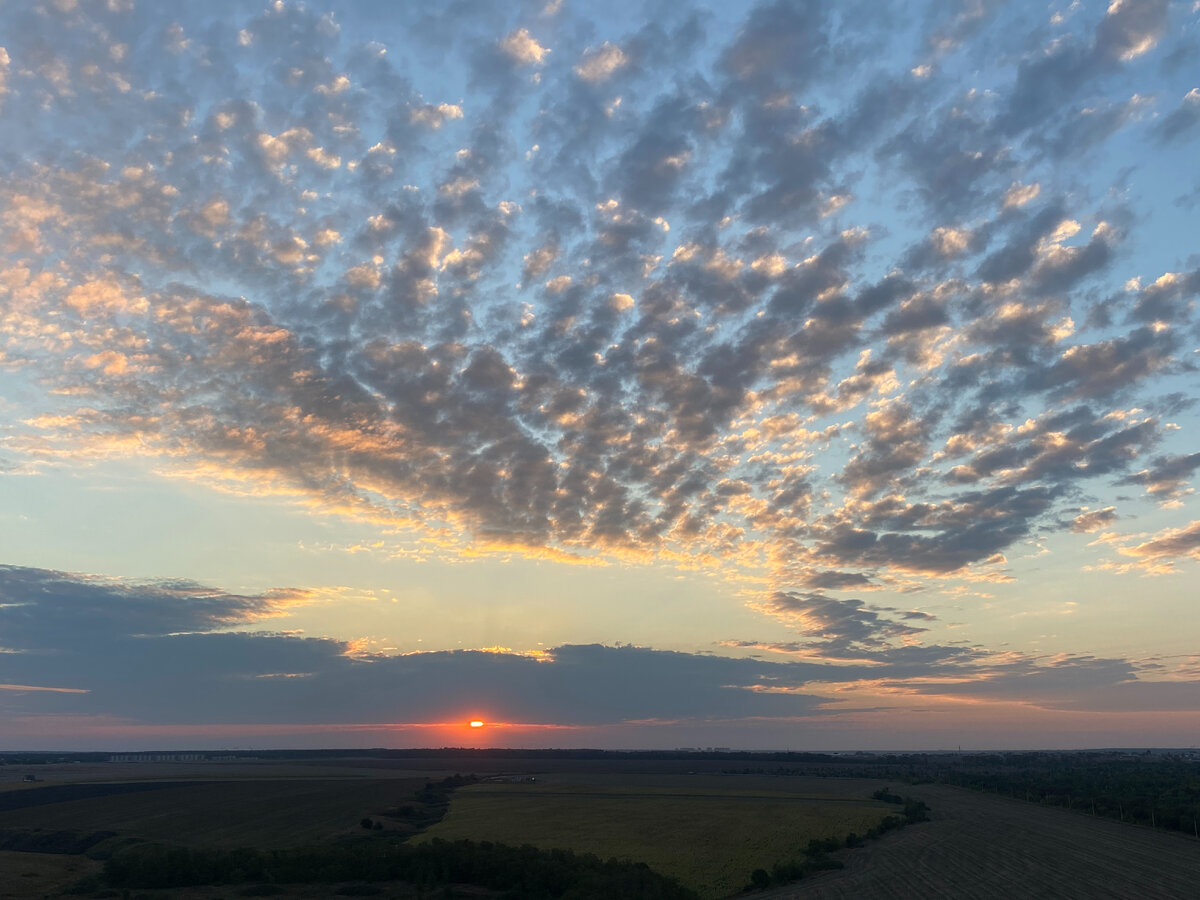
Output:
416,778,895,898
0,778,425,848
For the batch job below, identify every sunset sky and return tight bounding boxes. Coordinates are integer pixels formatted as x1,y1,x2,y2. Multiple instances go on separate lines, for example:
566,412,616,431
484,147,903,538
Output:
1,0,1198,752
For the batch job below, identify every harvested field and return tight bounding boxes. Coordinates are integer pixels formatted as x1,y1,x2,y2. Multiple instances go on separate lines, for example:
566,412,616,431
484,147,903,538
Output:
762,780,1200,899
416,775,894,899
0,778,426,848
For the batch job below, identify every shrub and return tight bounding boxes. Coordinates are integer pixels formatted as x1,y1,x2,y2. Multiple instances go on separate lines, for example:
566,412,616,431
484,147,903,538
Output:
64,874,104,895
240,885,286,897
335,883,382,896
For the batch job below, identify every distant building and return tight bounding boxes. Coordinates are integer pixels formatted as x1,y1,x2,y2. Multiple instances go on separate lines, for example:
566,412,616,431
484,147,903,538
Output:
108,753,206,763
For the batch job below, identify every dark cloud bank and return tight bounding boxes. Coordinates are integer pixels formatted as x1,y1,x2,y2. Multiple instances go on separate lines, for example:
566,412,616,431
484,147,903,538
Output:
3,565,1197,736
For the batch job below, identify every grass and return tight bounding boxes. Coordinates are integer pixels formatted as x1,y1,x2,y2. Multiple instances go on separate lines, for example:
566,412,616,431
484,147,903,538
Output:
0,779,426,849
0,850,102,898
415,779,895,899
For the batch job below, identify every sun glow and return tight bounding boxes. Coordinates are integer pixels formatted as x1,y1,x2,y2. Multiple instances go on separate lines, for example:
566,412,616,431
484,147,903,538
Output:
469,720,485,728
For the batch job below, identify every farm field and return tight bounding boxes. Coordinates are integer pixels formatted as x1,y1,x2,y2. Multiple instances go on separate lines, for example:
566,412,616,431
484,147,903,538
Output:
761,780,1200,899
0,777,427,848
0,852,476,900
8,755,1197,899
0,759,449,787
0,851,102,900
415,774,896,899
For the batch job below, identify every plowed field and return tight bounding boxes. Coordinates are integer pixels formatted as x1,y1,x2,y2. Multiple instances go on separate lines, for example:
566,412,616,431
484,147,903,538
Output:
763,781,1200,899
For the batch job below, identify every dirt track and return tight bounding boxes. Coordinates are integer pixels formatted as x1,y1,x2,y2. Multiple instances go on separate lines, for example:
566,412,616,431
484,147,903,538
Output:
763,781,1200,899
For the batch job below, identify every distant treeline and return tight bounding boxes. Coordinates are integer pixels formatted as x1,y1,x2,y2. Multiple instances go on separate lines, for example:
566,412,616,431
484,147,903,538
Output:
94,838,697,899
10,747,1195,767
4,748,938,764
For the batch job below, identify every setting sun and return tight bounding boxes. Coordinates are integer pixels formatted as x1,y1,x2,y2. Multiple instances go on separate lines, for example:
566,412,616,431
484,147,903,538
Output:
469,720,485,728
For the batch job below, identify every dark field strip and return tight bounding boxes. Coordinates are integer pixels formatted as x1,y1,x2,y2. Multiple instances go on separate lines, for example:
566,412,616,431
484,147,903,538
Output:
0,778,426,850
764,781,1200,900
0,827,115,854
0,781,210,813
480,789,873,803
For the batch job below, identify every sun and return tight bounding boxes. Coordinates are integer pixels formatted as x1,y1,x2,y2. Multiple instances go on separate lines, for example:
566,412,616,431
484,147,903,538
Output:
469,720,485,728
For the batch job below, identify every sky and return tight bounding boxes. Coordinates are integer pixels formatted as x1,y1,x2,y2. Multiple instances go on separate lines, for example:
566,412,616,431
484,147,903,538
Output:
0,0,1198,752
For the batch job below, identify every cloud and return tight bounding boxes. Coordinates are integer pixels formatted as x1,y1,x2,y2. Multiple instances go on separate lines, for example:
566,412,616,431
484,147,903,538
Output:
838,401,930,497
1114,520,1200,572
1002,182,1041,209
873,654,1146,708
998,0,1168,135
1155,88,1200,143
410,102,464,130
1070,506,1118,533
1024,328,1180,400
719,0,833,93
574,42,628,83
924,0,1004,55
752,591,930,657
796,570,876,591
1117,451,1200,502
0,0,1194,630
499,28,549,66
0,683,89,694
0,565,833,727
1126,268,1200,324
6,560,1199,739
1093,0,1168,63
0,564,309,651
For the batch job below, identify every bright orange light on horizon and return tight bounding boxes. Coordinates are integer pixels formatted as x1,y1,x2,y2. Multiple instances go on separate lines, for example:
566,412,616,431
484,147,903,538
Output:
469,720,485,728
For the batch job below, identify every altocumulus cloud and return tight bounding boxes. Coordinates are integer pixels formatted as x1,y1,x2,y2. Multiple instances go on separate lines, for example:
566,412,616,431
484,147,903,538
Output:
1,0,1196,586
